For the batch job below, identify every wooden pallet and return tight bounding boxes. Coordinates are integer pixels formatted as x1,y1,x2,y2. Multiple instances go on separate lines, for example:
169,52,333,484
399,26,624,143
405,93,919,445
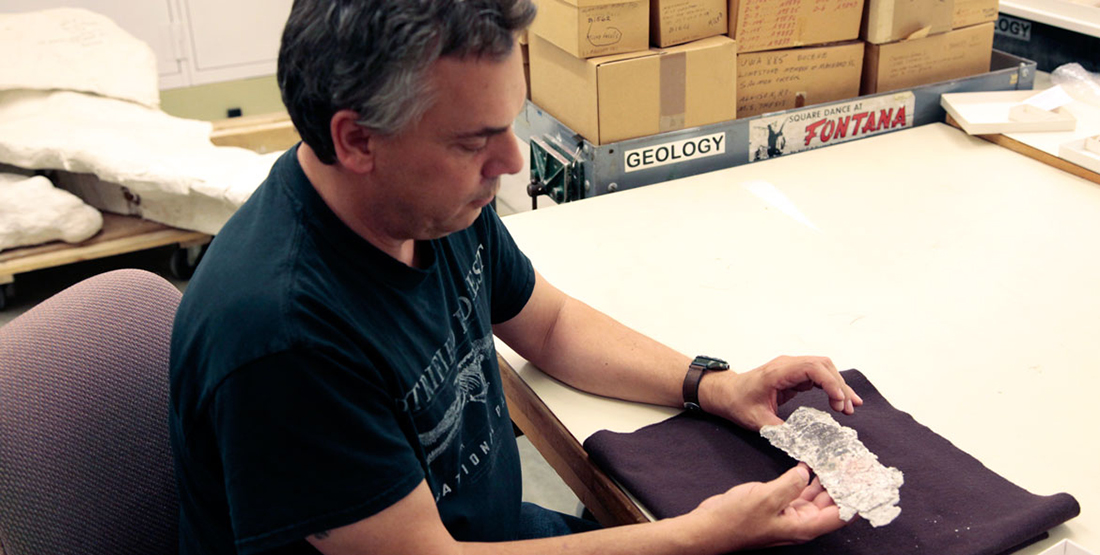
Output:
0,213,210,286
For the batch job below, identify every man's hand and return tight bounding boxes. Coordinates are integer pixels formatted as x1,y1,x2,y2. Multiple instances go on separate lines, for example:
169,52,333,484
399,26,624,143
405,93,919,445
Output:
687,463,851,553
702,355,863,431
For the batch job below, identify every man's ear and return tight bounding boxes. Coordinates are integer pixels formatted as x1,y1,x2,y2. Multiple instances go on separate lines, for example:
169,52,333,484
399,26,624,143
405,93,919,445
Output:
330,109,375,173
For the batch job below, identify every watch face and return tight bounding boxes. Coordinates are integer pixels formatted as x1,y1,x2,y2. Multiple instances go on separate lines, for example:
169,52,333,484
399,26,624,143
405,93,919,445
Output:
694,356,729,371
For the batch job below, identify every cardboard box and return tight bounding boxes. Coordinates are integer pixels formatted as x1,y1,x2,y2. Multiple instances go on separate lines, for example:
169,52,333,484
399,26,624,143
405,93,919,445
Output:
521,42,531,100
861,22,994,94
729,0,865,53
529,35,738,144
651,0,728,47
862,0,954,44
530,0,648,58
737,41,864,118
952,0,998,28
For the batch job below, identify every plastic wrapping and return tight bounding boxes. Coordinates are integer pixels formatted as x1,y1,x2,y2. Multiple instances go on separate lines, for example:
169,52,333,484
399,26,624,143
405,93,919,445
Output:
1051,63,1100,107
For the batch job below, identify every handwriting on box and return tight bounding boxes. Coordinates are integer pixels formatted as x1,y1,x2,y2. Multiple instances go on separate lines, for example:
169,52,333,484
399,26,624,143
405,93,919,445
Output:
738,0,859,51
583,6,628,47
884,33,985,80
738,49,860,116
662,3,724,35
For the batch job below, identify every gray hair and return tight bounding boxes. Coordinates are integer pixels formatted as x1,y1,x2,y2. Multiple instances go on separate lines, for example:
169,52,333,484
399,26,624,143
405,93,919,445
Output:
278,0,536,165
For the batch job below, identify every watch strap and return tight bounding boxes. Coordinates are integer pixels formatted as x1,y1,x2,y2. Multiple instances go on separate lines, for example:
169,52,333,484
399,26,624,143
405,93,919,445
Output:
682,355,729,412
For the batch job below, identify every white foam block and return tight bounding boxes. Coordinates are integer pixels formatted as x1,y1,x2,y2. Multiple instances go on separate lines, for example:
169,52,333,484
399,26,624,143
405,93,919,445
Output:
1059,137,1100,174
0,173,102,252
942,90,1077,134
1037,539,1096,555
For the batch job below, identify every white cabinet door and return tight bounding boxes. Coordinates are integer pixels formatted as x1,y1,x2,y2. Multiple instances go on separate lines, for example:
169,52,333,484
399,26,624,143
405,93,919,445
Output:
0,0,187,88
0,0,293,90
179,0,293,86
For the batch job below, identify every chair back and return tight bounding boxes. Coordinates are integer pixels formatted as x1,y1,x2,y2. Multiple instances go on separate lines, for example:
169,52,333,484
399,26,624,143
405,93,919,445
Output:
0,269,181,555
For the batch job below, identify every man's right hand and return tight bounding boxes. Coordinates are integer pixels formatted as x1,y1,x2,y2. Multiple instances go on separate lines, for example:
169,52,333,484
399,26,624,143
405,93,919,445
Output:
685,463,852,553
307,466,851,555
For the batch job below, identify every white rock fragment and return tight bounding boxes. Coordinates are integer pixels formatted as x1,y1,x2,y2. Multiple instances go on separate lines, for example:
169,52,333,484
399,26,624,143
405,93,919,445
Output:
0,173,102,251
0,8,160,108
761,406,904,527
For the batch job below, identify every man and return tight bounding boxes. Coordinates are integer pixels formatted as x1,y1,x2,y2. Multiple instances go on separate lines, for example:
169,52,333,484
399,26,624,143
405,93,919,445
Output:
169,0,863,553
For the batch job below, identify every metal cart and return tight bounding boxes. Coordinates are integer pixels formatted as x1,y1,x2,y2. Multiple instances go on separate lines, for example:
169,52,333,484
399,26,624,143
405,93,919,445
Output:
522,50,1038,207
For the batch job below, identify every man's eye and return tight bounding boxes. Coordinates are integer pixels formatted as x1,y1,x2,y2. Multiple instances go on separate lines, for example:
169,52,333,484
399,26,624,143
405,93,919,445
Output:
459,140,488,153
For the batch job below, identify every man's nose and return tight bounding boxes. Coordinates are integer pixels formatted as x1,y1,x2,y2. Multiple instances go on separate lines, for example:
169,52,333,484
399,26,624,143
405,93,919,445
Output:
483,131,524,179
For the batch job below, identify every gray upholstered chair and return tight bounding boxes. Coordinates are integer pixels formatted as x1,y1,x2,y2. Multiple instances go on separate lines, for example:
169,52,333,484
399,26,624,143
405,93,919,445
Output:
0,269,181,554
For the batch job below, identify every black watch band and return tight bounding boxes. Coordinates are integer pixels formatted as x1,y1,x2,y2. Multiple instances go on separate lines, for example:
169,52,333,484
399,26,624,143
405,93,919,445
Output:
682,355,729,412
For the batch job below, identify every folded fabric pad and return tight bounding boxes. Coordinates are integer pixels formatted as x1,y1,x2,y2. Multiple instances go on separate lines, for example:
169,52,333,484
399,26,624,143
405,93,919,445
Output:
584,370,1079,555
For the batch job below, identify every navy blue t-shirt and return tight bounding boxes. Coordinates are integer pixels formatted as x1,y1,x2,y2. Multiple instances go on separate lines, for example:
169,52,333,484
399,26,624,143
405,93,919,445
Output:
169,146,535,554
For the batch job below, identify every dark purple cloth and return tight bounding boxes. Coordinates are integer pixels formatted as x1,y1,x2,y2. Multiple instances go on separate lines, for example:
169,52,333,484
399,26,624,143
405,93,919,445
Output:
583,370,1079,555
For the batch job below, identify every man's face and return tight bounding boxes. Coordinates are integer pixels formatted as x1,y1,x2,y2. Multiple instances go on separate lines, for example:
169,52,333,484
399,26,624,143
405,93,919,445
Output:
367,45,527,240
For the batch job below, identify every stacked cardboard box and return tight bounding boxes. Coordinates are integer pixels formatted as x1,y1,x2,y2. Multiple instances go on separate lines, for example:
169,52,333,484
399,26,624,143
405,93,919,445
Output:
861,0,953,45
859,0,999,94
519,30,531,100
529,0,736,144
952,0,998,28
530,35,737,144
728,0,864,53
729,0,867,117
737,42,864,118
652,0,728,47
861,22,994,94
526,0,1001,142
530,0,650,58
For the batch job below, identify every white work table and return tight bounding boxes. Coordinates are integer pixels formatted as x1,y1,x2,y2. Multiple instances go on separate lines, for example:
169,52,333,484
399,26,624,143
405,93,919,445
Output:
496,122,1099,554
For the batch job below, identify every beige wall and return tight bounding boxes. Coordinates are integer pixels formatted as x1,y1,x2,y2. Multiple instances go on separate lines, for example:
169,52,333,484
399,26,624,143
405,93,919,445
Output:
160,75,285,121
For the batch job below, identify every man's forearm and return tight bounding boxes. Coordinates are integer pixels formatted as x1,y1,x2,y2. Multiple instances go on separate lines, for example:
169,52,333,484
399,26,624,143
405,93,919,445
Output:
308,480,743,555
529,295,693,409
460,514,709,555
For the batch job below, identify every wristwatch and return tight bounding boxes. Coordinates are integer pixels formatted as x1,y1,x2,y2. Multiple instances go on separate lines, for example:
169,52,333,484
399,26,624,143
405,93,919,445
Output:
682,355,730,412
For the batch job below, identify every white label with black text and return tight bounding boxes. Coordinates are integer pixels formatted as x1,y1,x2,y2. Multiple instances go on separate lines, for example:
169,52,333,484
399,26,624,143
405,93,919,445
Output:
624,133,726,173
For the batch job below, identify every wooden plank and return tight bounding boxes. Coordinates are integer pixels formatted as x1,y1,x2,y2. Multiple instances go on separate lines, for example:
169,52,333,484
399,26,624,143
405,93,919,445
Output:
210,112,300,154
497,354,648,527
946,114,1100,186
0,213,209,280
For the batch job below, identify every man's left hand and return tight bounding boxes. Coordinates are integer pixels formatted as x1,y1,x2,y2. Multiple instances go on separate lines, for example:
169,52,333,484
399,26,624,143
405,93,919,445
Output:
701,355,862,431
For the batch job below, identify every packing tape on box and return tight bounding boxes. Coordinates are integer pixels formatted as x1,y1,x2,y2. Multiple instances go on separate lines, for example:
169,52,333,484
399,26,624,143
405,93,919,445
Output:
659,51,686,133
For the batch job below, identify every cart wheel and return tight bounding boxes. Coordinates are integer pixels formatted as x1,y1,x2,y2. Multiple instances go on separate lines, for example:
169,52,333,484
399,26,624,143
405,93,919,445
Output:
169,244,207,280
0,283,14,312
